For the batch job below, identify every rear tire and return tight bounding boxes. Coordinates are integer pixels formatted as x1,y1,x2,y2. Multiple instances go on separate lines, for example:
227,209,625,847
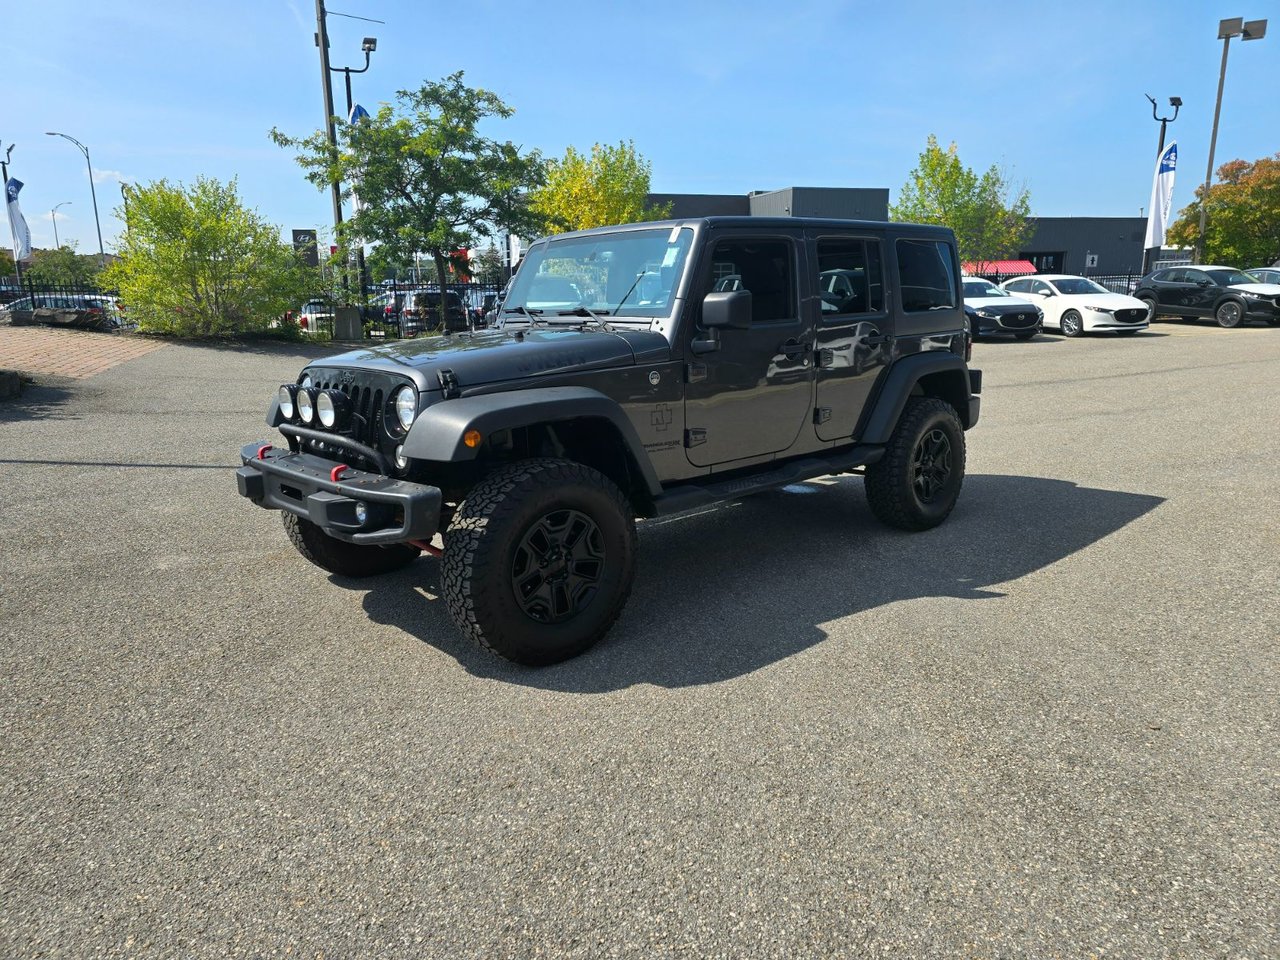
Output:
443,458,636,666
865,398,966,532
282,513,421,577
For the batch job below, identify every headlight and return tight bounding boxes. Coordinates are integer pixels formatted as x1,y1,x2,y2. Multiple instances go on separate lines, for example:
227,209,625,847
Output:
300,373,313,389
1240,291,1263,299
297,387,317,423
278,384,297,420
394,385,417,430
1083,305,1114,314
1035,307,1044,319
976,309,996,319
317,389,350,429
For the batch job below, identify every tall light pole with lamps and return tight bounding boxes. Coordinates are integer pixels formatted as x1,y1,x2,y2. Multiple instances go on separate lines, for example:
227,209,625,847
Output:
51,201,72,249
46,131,106,268
1196,16,1267,261
330,36,377,295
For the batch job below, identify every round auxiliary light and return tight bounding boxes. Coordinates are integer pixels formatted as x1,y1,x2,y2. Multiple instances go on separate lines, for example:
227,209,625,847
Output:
297,387,317,424
317,390,349,429
393,385,417,430
278,384,297,420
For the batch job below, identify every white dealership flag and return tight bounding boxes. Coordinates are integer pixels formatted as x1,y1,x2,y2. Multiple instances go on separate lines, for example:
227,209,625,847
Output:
347,103,370,216
1144,141,1177,249
6,177,32,262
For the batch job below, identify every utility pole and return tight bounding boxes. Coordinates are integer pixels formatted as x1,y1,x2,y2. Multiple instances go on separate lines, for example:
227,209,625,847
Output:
313,0,345,293
331,36,376,301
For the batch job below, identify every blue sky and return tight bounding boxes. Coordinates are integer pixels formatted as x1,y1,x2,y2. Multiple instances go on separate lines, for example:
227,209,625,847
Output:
8,0,1278,254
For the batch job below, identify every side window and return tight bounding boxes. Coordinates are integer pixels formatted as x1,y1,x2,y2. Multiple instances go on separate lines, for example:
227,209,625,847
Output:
1165,269,1187,283
1031,280,1053,296
1005,279,1028,293
815,238,884,317
1184,270,1208,285
896,239,956,312
709,239,795,324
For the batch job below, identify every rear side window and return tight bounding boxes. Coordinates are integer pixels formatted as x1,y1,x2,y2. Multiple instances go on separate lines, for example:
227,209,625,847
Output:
816,238,884,317
896,239,956,312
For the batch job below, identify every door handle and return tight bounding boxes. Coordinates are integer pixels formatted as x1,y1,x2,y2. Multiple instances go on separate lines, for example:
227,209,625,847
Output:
780,339,809,360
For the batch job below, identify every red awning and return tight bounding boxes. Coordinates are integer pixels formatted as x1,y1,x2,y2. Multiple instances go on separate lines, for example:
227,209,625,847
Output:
962,260,1038,276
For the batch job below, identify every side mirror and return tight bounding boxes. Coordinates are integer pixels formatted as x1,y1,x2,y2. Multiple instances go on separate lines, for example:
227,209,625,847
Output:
1197,278,1213,287
702,289,752,330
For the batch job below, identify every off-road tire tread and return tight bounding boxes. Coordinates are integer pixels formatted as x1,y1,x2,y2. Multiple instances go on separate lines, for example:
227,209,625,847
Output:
864,397,965,532
442,458,635,665
282,512,420,577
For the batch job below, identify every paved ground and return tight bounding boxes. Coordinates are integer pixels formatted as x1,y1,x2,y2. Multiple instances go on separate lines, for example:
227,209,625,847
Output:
1,321,1277,958
0,327,169,380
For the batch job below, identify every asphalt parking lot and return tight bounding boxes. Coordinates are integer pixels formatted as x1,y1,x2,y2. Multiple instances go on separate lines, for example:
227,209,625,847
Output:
2,321,1277,958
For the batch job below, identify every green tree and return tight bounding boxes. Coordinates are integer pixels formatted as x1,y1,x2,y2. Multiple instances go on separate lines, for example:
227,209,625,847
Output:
272,71,544,325
471,244,505,285
103,177,312,337
27,243,101,285
0,249,15,277
531,140,672,235
1166,153,1280,266
891,135,1032,268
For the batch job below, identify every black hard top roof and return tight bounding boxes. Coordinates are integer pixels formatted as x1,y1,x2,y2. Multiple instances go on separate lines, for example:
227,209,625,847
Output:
546,216,955,242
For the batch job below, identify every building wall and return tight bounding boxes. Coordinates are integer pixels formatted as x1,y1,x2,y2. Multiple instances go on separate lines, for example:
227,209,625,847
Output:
648,193,749,219
647,187,888,222
1020,217,1148,275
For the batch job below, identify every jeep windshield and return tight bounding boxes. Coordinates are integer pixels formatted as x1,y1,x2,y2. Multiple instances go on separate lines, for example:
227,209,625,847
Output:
503,226,694,323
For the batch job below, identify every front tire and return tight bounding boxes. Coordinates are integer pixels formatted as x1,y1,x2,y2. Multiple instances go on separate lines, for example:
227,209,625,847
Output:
1215,299,1245,328
865,398,966,532
1139,296,1158,323
443,458,636,666
282,513,421,577
1060,310,1084,337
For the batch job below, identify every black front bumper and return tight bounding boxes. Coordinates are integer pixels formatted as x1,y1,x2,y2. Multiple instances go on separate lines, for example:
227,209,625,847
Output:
236,442,442,545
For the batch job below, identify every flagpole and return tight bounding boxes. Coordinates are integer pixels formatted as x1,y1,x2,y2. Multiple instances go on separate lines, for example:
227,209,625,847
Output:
1,143,25,285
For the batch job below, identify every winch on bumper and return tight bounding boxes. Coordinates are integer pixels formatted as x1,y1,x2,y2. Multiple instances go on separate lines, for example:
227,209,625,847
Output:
236,443,442,545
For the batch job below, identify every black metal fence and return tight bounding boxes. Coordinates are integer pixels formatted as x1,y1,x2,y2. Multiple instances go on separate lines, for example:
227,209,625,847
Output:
967,271,1144,296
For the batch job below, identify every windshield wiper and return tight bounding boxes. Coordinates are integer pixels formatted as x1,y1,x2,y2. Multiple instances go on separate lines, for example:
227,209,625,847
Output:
502,305,547,326
557,306,613,331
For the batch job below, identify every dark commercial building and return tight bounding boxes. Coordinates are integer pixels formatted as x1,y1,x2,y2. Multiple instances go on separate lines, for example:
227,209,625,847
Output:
1018,217,1148,276
649,187,889,222
648,192,1151,275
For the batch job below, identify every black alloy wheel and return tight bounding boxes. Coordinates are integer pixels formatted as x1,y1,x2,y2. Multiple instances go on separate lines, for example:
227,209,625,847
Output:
912,427,953,504
1215,299,1244,328
511,508,605,624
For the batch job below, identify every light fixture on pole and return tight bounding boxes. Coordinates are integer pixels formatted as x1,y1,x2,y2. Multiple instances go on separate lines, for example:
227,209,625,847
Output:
1196,16,1267,261
45,131,107,268
1140,95,1180,275
51,200,72,249
329,34,377,296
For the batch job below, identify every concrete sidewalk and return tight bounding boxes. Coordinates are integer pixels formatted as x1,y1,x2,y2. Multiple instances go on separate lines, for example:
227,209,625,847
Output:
0,326,168,380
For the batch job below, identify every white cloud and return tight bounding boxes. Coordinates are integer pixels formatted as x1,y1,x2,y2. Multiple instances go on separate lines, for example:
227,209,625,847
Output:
91,168,133,185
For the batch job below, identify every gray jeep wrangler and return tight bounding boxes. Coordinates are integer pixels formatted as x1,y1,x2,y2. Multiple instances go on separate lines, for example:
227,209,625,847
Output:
237,217,981,665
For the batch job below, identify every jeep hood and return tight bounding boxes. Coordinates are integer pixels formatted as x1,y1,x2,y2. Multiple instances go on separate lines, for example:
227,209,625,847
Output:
308,327,671,393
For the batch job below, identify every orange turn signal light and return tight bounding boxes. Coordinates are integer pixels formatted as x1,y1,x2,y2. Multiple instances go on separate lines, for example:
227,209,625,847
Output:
464,429,483,449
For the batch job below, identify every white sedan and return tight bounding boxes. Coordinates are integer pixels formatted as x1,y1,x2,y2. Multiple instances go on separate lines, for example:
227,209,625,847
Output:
999,274,1149,337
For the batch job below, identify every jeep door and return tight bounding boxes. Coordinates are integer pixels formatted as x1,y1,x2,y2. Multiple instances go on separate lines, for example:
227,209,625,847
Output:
683,233,814,467
809,233,891,441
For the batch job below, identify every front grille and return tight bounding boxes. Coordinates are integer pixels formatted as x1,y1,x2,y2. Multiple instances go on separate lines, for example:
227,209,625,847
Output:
996,311,1038,329
1114,308,1147,323
302,368,412,455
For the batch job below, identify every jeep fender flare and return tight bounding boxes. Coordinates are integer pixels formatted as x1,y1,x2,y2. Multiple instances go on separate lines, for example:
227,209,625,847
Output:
401,385,663,497
858,352,978,444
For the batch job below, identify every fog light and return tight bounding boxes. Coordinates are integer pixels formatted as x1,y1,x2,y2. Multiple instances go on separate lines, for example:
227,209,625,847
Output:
297,387,317,423
354,501,369,524
316,389,349,429
394,444,408,469
278,384,297,419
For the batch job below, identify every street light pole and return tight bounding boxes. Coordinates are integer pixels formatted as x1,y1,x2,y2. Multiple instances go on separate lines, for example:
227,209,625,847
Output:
1196,16,1268,262
313,0,345,293
52,201,72,249
330,38,375,299
1141,94,1180,275
46,131,106,268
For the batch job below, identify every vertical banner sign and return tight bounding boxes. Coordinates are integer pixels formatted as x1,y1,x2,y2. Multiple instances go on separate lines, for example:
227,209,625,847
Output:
292,229,319,268
6,177,32,262
1144,141,1177,250
347,104,370,218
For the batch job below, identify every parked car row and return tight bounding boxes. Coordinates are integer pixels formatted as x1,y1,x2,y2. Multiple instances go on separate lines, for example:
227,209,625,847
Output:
0,293,126,329
963,265,1280,341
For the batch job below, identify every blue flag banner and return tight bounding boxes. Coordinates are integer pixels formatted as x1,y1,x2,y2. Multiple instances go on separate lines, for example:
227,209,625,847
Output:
348,103,370,123
1144,141,1177,249
6,177,32,262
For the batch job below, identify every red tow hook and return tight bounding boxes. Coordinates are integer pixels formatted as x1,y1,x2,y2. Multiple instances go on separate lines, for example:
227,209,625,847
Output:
256,444,273,460
408,538,443,558
330,464,350,483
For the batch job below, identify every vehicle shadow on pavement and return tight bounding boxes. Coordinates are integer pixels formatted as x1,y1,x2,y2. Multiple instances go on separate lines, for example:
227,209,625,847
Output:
355,474,1165,691
0,380,78,423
